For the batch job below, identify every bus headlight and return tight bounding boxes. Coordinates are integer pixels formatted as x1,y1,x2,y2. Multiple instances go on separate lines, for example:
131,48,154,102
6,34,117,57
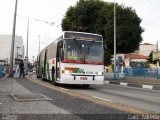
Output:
62,70,72,74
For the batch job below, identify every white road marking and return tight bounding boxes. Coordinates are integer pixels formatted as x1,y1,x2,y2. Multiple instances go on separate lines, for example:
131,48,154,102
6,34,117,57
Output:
60,87,68,91
120,82,128,86
142,85,153,89
104,81,110,84
92,96,114,102
0,103,2,105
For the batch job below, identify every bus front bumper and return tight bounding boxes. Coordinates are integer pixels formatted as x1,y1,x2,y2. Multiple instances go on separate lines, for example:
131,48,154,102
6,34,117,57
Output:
58,74,104,84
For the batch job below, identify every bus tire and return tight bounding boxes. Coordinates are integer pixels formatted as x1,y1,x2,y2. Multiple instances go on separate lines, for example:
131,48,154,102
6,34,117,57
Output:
83,84,90,88
52,67,57,86
41,68,45,80
37,75,40,78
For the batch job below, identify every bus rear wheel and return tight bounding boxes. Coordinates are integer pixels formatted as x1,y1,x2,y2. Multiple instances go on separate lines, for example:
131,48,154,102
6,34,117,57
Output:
52,75,57,85
36,75,40,78
52,67,58,86
41,68,45,80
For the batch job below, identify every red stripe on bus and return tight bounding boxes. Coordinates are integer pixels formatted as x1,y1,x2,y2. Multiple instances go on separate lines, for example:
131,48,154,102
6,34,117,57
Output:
65,67,77,71
85,61,103,65
52,59,55,64
62,59,103,65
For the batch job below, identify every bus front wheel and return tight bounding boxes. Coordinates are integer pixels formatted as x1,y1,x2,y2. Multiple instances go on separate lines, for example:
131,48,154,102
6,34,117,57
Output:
83,84,90,88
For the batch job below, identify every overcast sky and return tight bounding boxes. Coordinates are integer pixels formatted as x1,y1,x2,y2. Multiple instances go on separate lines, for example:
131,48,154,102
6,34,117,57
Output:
0,0,159,60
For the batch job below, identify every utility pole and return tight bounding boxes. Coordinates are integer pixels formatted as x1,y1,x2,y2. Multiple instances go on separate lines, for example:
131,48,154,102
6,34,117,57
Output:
26,18,29,61
37,36,45,54
25,18,29,75
114,0,117,80
157,41,159,67
157,40,159,51
38,36,40,53
32,56,35,66
9,0,18,77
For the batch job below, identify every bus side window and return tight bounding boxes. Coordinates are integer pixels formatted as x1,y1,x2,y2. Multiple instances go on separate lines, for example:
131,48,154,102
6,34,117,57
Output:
57,41,63,62
61,48,64,61
58,40,63,48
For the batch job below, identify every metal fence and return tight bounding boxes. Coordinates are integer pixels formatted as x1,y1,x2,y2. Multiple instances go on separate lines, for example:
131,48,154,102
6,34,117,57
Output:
123,67,160,79
0,65,3,77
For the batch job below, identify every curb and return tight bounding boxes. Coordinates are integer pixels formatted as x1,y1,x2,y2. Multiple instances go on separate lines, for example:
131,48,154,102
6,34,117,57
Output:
104,80,159,90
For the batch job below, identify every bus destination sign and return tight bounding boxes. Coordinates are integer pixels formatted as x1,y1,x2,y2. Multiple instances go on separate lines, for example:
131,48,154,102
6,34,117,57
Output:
64,32,102,41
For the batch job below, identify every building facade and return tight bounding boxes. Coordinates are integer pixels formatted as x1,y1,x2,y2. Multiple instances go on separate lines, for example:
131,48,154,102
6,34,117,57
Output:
135,43,157,56
0,35,24,65
125,54,149,68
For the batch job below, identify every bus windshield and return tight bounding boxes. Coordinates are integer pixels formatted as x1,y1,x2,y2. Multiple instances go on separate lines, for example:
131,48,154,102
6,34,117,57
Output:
62,39,104,65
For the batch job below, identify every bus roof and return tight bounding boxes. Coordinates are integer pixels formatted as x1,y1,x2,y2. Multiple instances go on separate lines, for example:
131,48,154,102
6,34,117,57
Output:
63,31,103,41
38,31,103,55
63,31,102,37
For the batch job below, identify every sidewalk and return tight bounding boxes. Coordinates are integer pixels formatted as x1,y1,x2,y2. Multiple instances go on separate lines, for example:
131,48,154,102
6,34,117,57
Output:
105,77,160,90
0,76,132,120
0,77,70,114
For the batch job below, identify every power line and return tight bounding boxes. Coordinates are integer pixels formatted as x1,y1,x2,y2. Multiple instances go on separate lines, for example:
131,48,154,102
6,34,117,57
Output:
131,0,150,7
128,0,144,6
17,15,54,25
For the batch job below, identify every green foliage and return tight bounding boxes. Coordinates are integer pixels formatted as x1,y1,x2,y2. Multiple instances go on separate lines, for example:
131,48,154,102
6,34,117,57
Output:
148,51,156,64
62,0,143,65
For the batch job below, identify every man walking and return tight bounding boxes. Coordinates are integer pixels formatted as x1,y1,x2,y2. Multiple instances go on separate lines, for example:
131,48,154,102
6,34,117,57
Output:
19,61,25,78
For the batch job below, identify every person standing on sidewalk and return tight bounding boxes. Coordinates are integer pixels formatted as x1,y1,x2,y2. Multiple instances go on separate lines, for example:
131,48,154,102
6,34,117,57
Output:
19,61,25,78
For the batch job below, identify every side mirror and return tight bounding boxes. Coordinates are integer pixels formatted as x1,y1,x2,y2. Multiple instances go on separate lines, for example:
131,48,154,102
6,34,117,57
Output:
58,41,63,48
104,44,107,50
73,37,76,41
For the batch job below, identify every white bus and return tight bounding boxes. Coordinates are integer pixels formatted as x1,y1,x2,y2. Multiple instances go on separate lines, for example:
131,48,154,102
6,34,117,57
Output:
36,31,104,87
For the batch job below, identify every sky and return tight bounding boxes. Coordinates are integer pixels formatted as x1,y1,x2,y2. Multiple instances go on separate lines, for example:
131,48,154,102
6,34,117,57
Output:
0,0,160,61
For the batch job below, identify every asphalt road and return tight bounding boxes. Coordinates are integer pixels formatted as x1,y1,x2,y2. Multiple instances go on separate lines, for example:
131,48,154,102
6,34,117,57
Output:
12,73,160,119
15,75,132,120
29,73,160,113
61,82,160,113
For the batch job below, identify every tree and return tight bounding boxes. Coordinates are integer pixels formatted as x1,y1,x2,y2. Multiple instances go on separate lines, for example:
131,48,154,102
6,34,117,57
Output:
62,0,143,65
148,51,156,64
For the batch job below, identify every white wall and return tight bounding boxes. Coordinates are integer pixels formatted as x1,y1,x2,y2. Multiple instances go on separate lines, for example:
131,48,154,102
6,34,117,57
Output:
139,44,157,56
0,35,24,64
0,35,11,61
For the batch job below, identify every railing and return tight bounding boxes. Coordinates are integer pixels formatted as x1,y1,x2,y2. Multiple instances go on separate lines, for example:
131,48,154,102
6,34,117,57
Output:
123,67,160,80
0,65,3,77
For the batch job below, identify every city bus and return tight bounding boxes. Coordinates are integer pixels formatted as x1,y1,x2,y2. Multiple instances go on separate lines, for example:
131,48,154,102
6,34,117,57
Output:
36,31,104,87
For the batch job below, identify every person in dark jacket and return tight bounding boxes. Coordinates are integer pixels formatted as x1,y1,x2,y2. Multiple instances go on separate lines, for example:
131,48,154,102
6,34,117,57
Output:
19,61,25,78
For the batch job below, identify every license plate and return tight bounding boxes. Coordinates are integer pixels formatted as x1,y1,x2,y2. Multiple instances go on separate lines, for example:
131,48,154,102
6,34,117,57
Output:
80,77,87,80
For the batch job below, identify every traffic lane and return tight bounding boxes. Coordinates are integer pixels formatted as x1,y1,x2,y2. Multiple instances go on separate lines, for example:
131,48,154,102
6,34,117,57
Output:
58,83,160,104
27,75,155,114
104,85,160,104
92,84,160,104
62,83,160,97
16,78,129,117
103,84,160,97
63,84,160,113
